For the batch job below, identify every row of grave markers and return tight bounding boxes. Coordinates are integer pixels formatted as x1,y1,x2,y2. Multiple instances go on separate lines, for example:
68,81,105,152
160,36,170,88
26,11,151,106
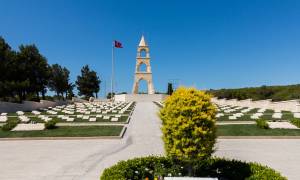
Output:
216,104,300,120
0,101,134,123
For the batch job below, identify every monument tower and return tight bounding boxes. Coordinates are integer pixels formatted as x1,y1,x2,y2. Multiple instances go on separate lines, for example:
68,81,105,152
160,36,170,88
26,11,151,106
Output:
132,35,155,94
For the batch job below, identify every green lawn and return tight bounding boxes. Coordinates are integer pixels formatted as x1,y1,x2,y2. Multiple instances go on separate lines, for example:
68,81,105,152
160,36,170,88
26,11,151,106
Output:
217,124,300,136
0,126,123,138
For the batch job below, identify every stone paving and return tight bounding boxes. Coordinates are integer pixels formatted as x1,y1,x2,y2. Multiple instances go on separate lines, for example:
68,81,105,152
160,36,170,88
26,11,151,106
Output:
12,123,45,131
268,121,299,129
215,139,300,180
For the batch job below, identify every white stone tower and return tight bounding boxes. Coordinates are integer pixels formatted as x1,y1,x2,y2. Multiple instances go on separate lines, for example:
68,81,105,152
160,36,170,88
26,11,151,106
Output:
132,35,155,94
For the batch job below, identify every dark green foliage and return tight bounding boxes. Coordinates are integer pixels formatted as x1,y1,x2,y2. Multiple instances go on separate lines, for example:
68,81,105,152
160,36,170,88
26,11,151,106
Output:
0,126,123,138
106,92,115,99
48,64,71,99
291,119,300,128
217,124,300,136
76,65,101,99
100,156,286,180
0,36,77,102
0,36,51,102
256,119,269,129
167,82,173,95
16,45,51,100
2,118,20,131
44,119,57,129
66,83,75,100
209,84,300,101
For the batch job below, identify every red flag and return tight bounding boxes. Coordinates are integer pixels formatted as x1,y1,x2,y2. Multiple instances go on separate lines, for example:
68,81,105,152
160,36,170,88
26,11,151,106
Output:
114,40,123,48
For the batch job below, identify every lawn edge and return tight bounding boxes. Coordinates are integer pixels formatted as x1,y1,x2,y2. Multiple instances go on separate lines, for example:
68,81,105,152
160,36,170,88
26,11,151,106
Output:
0,126,127,141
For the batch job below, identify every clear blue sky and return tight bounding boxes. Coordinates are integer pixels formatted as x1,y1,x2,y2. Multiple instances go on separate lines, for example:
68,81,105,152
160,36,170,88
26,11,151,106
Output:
1,0,300,97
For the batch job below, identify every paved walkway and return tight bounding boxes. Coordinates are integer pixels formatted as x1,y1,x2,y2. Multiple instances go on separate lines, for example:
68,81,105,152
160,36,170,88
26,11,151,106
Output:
217,121,255,125
215,139,300,180
0,102,164,180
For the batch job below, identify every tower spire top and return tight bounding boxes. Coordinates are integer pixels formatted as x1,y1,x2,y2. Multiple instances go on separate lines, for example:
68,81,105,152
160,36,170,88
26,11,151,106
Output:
139,35,147,47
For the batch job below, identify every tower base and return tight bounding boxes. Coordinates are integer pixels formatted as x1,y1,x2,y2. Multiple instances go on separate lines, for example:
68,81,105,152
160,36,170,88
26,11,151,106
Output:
114,94,167,102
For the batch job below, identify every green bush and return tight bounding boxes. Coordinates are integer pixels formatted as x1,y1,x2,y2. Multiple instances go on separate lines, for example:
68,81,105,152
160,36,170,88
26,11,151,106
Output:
291,118,300,128
256,119,269,129
100,156,286,180
45,119,57,129
2,119,20,131
159,87,217,164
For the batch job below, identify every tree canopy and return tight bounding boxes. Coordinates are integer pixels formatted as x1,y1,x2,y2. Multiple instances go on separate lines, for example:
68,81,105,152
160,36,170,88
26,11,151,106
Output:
76,65,101,99
0,36,76,102
48,64,71,99
209,84,300,101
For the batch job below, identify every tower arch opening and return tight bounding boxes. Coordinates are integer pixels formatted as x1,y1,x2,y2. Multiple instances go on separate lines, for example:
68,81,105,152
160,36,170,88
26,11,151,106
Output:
138,62,147,72
137,78,148,94
140,49,147,58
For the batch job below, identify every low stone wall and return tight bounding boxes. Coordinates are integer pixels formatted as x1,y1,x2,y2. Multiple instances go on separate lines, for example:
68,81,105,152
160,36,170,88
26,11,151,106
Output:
212,98,300,112
115,94,168,102
0,100,70,113
72,97,88,103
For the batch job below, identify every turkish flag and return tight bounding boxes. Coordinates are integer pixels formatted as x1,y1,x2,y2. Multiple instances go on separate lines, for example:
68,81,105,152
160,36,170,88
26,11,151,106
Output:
114,40,123,48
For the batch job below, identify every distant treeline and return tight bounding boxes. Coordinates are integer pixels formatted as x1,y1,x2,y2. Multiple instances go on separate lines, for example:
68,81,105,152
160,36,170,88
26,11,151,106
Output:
209,84,300,101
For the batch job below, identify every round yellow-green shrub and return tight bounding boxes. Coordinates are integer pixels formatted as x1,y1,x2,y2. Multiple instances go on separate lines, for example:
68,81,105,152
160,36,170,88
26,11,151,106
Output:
159,87,217,163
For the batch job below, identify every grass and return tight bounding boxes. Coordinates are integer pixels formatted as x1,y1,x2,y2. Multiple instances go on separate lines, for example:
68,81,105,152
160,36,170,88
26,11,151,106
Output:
0,125,123,138
282,111,294,120
291,119,300,128
259,109,274,120
217,124,300,136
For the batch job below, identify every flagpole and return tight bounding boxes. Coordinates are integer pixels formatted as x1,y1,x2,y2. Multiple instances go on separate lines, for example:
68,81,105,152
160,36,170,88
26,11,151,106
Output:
111,41,114,101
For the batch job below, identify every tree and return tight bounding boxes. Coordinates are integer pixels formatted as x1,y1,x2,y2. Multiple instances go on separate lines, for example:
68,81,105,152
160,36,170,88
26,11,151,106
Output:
66,83,75,100
0,36,14,100
76,65,101,99
0,37,12,80
167,82,173,95
48,64,70,99
16,44,50,100
106,92,115,99
159,87,217,175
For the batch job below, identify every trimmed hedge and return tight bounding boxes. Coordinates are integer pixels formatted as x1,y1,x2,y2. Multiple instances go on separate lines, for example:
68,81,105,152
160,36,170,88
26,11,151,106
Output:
100,156,286,180
256,119,269,129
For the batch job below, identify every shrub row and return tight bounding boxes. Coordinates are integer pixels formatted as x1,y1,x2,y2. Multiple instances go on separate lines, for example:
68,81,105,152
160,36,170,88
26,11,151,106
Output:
100,156,286,180
2,118,20,131
256,119,269,129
